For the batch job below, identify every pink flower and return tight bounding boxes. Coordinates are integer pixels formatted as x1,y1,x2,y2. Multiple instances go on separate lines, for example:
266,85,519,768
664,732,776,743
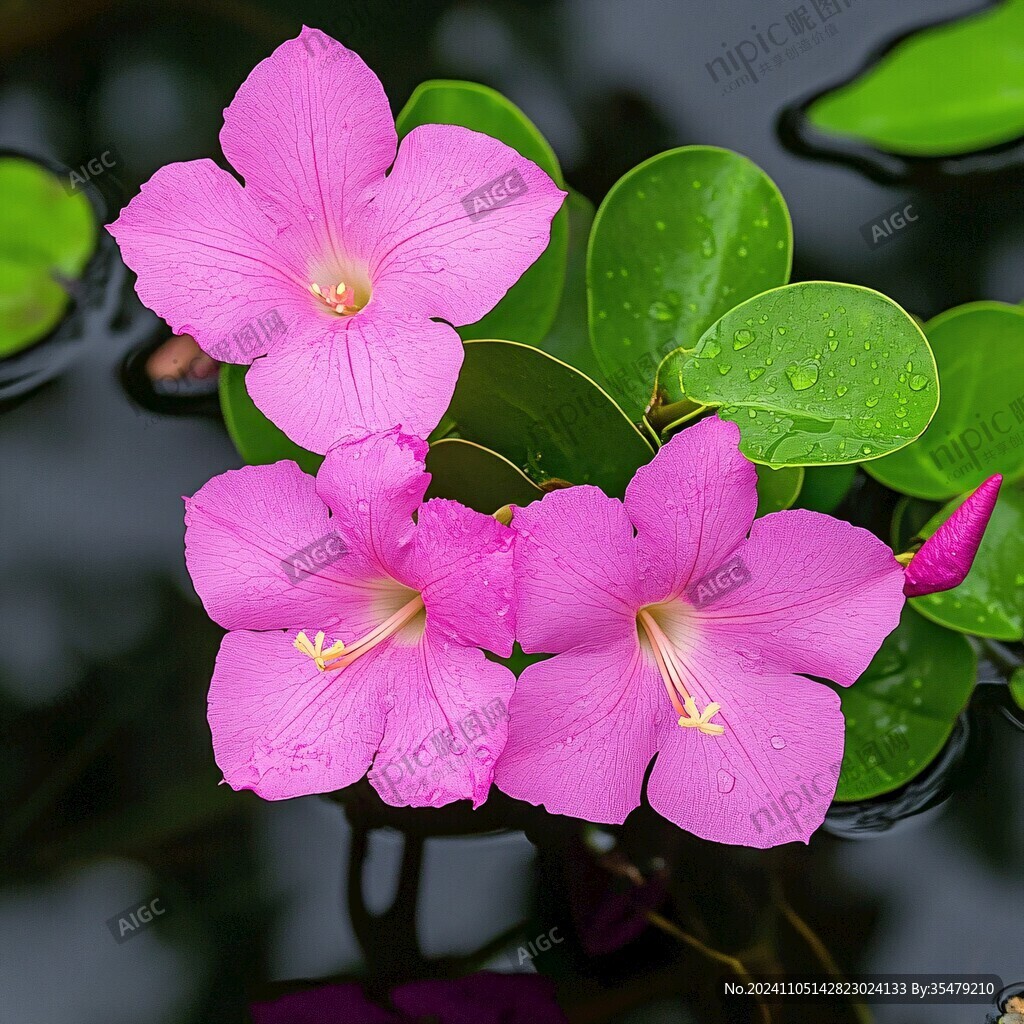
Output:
495,417,906,847
903,474,1002,598
183,430,515,806
109,28,565,453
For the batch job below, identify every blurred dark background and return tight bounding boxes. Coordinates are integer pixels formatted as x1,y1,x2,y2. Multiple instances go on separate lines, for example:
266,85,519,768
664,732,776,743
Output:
0,1,1021,1022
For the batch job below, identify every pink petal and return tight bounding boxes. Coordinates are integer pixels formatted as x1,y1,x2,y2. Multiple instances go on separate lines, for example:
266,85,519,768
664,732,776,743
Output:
367,623,515,808
184,461,379,634
624,417,758,604
904,474,1003,597
647,667,844,847
511,486,641,655
219,28,396,265
209,628,388,799
108,160,307,363
695,509,905,687
313,430,428,581
409,500,516,658
367,124,567,326
495,639,664,824
245,303,463,453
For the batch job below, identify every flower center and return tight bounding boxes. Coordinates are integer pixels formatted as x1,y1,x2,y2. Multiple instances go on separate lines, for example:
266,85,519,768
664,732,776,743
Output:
309,280,366,316
294,593,425,672
637,607,724,736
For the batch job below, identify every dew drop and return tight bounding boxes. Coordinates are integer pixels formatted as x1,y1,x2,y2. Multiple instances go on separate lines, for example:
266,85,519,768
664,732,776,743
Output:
785,361,819,391
703,339,722,358
909,374,929,391
748,366,765,381
718,364,732,375
836,385,848,397
717,769,735,793
770,735,786,750
866,395,879,407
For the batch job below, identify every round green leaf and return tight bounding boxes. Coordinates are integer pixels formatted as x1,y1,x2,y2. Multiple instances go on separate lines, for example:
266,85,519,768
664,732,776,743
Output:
442,339,654,497
754,464,803,516
587,146,792,421
835,607,975,802
911,484,1024,641
864,302,1024,500
395,80,568,345
424,438,542,514
680,282,937,467
0,157,96,356
807,0,1024,156
796,464,857,514
219,363,323,475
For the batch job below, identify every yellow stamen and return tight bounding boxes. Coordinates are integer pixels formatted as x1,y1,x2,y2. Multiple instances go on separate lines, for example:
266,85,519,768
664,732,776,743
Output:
638,608,725,737
294,594,425,673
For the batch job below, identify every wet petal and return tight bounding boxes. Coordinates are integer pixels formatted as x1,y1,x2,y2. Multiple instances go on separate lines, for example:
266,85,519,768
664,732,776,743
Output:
245,303,462,453
220,28,396,264
209,629,388,799
368,124,566,325
624,417,758,605
693,509,905,687
368,623,515,809
410,499,516,658
495,638,664,824
512,486,641,655
108,160,307,363
647,667,844,848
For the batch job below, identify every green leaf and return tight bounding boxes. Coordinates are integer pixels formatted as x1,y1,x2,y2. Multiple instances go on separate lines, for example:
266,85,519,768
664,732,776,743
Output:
219,363,323,475
864,302,1024,500
587,146,792,421
889,495,940,553
680,282,937,467
441,339,655,498
1010,667,1024,712
0,157,96,356
537,190,606,384
835,607,975,802
807,0,1024,156
796,464,857,514
911,484,1024,641
424,438,542,514
395,80,568,345
754,464,803,516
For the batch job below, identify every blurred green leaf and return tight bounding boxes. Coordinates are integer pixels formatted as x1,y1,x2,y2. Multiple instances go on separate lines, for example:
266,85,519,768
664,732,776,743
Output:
0,157,96,356
835,607,975,801
808,0,1024,156
396,79,568,344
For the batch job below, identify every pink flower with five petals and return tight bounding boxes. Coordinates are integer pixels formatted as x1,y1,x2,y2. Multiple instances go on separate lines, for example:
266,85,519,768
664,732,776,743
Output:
109,28,566,453
495,417,906,847
183,430,515,806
